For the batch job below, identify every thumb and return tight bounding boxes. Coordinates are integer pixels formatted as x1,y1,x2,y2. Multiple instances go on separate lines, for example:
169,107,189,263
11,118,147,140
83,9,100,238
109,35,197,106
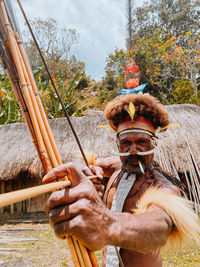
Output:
42,162,87,187
66,162,89,187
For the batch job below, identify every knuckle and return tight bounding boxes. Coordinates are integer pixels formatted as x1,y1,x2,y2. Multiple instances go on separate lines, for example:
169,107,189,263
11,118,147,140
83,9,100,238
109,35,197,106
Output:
77,199,88,213
79,186,92,199
71,215,84,231
66,162,76,171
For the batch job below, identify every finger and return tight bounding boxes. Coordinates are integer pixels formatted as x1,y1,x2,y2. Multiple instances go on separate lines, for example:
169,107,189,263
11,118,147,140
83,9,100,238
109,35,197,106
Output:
44,186,79,214
90,166,103,179
43,162,87,187
49,199,89,225
98,192,103,198
42,164,70,183
82,166,94,177
54,215,83,238
94,184,105,192
91,178,101,184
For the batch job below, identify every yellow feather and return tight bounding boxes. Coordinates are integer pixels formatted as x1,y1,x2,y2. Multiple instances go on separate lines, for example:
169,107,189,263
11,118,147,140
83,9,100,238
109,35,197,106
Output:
160,124,180,131
96,125,114,132
127,102,135,121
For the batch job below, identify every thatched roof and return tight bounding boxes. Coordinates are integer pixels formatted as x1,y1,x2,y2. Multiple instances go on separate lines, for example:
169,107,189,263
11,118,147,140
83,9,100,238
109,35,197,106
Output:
0,104,200,183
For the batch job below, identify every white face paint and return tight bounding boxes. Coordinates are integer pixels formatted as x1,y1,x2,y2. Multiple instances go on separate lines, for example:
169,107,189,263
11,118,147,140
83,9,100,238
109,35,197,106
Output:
114,128,156,157
112,147,156,157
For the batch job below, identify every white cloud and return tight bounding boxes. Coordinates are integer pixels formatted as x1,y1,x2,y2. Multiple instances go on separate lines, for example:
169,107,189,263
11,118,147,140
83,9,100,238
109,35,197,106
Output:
14,0,143,80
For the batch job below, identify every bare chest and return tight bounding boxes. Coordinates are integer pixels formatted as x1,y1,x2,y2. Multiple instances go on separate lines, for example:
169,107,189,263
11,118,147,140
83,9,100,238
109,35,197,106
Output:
104,172,154,213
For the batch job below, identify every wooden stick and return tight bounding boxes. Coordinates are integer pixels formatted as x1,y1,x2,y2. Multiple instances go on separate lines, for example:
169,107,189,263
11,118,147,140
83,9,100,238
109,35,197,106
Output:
16,34,62,165
66,235,81,267
0,175,98,209
78,240,93,267
0,180,70,208
14,39,58,168
73,237,85,267
6,34,51,169
0,2,99,265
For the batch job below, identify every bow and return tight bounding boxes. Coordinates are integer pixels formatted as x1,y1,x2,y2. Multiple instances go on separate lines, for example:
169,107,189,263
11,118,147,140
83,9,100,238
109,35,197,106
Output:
0,0,98,266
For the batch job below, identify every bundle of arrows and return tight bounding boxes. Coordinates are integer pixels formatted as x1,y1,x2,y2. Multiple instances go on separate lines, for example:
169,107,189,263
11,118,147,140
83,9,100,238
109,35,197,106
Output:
0,0,98,266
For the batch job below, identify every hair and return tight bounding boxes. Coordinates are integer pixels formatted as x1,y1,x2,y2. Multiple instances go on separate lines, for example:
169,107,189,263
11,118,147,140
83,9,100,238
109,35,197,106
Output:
104,94,169,132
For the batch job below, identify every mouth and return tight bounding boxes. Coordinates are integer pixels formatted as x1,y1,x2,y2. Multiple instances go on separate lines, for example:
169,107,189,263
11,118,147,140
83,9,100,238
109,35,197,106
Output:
124,155,146,166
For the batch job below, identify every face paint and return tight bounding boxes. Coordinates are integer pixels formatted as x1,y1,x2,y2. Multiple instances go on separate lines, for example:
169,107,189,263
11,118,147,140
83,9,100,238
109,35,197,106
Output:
112,147,156,157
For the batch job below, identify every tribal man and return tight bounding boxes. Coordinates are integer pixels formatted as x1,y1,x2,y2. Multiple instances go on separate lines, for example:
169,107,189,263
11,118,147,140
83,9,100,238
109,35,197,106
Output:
43,94,200,267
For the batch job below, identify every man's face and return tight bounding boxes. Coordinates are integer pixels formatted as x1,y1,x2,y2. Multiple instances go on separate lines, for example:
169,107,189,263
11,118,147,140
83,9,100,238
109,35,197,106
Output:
117,132,154,174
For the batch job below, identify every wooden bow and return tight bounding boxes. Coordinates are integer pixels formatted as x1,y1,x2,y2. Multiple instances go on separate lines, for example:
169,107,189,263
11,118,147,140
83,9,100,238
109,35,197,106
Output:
0,0,98,266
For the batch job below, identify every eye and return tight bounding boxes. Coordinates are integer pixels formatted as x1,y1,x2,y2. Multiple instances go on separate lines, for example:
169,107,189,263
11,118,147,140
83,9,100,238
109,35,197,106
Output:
136,139,148,145
119,140,131,146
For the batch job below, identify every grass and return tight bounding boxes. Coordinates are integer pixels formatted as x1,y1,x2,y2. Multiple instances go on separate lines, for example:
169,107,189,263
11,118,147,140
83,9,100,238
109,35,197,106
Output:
0,223,199,266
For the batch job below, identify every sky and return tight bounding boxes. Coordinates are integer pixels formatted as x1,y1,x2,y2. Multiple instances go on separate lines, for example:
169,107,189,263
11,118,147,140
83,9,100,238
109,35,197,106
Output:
13,0,142,81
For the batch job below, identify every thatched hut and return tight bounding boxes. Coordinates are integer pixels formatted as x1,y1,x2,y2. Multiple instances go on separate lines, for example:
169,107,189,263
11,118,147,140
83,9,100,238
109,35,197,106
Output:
0,105,200,214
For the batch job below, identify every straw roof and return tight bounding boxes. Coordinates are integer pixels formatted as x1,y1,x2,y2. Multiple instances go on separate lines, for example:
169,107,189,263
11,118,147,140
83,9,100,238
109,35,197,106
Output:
0,104,200,183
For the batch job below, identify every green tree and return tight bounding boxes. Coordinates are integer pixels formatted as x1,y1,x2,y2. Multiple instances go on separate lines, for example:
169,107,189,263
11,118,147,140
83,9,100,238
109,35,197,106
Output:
0,74,21,124
23,17,85,80
134,0,199,39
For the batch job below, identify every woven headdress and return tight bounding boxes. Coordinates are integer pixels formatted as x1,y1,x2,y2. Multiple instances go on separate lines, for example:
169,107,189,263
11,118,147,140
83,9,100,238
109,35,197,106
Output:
104,93,169,133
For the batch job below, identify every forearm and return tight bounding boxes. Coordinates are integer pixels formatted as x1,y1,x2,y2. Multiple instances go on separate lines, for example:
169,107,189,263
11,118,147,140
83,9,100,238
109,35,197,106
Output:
106,208,172,253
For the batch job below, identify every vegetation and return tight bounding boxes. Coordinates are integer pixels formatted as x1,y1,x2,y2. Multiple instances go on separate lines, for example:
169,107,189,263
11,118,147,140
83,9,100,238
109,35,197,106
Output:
0,0,200,125
0,222,199,266
101,0,200,105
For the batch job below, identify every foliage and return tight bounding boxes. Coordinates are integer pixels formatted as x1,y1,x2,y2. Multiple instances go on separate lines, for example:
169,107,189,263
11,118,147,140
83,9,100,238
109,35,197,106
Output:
34,68,87,118
100,0,200,105
134,0,200,39
0,74,21,124
23,18,86,83
172,79,200,105
102,29,200,105
0,17,92,125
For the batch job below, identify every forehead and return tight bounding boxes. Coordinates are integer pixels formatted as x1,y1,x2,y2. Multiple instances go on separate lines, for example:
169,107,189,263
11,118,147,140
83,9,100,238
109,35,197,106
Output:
118,131,151,141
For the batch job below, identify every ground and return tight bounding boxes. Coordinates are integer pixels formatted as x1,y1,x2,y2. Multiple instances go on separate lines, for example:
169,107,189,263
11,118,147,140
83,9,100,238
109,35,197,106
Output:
0,214,199,266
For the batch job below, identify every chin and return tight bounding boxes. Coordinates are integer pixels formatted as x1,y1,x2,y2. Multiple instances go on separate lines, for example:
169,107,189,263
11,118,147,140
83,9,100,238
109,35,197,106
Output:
124,165,141,175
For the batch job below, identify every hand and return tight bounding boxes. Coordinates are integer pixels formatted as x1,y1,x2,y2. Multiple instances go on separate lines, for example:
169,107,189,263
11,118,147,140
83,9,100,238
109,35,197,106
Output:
43,163,112,251
82,164,105,198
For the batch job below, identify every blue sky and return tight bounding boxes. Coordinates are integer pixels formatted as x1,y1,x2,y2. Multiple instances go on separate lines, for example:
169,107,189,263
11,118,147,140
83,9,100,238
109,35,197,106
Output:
14,0,143,81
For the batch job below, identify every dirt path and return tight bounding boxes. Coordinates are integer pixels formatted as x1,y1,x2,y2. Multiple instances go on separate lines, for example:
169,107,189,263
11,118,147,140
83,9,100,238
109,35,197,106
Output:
0,222,199,266
0,223,76,266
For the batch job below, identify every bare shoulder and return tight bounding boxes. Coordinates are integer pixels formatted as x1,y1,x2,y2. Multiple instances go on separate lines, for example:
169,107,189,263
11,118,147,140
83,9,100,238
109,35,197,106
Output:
151,169,181,196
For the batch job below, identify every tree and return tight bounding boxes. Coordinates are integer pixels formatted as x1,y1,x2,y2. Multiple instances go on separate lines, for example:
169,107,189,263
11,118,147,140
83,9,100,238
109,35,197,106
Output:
0,74,21,124
134,0,200,39
23,17,84,80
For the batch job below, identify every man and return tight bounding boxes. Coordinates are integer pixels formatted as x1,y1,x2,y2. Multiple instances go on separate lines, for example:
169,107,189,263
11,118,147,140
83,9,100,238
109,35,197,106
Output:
43,94,200,267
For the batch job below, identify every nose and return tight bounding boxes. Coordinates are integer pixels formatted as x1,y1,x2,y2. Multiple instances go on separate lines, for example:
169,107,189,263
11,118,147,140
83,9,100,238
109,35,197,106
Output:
128,143,137,154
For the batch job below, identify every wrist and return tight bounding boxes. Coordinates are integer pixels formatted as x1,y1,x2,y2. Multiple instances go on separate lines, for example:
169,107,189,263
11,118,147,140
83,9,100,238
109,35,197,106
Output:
104,211,123,246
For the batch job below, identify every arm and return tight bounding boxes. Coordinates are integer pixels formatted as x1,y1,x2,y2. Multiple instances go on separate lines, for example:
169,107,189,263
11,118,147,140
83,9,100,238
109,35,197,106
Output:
106,205,172,253
43,163,172,253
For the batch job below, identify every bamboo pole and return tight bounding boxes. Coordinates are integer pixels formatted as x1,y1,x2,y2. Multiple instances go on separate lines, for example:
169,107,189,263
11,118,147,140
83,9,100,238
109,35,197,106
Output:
79,241,93,267
0,175,97,209
0,1,99,265
5,70,51,172
66,236,81,267
73,238,85,267
0,0,51,170
14,39,58,168
16,34,62,165
0,180,70,208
